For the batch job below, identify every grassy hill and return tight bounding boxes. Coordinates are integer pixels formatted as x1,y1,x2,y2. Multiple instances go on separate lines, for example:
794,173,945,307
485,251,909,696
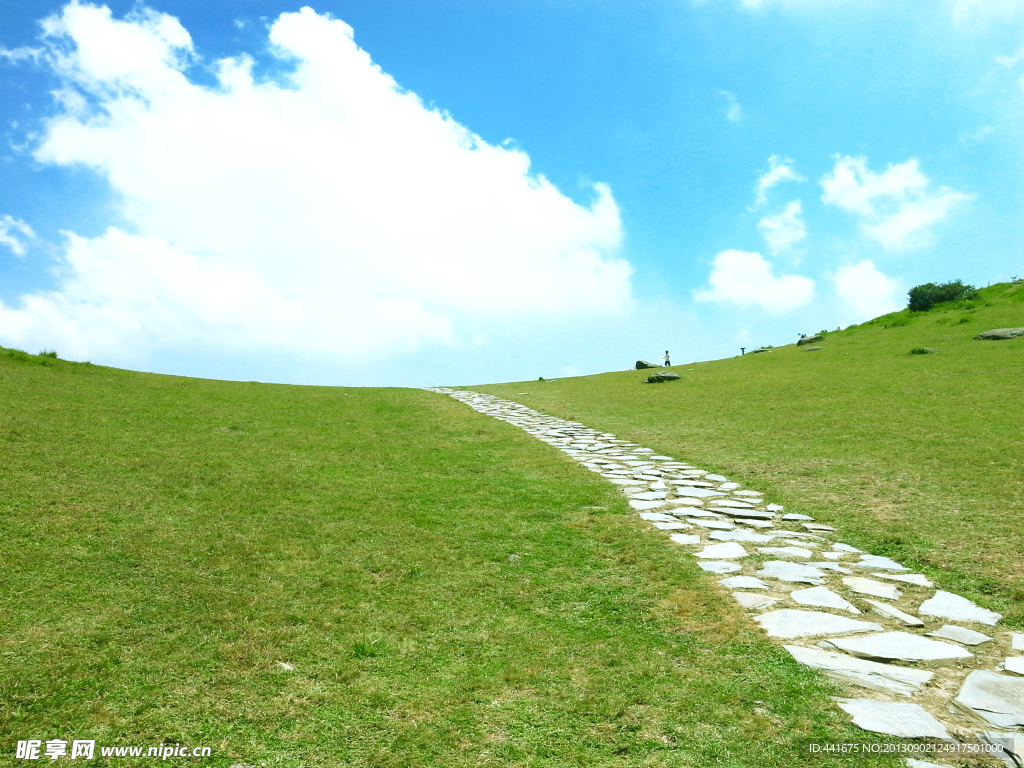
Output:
0,348,892,766
475,280,1024,630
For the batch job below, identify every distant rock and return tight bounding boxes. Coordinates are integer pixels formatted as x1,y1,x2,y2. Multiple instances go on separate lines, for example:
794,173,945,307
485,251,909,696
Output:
797,335,824,346
975,327,1024,340
636,360,660,369
646,371,680,383
751,348,772,354
802,346,823,351
910,347,937,355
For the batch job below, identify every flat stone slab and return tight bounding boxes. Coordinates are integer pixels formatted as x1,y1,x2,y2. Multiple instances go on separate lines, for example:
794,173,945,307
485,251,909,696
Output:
802,523,836,531
652,521,691,530
674,487,726,498
807,562,853,573
629,499,667,511
824,632,973,664
758,561,825,584
719,576,769,589
791,586,860,613
951,671,1024,728
854,555,909,572
639,512,678,522
765,504,783,512
687,518,734,530
733,592,781,610
978,732,1024,768
832,543,862,553
705,474,728,482
925,625,992,646
784,645,933,696
669,533,701,546
835,698,951,740
740,520,775,529
782,513,815,521
756,609,882,639
876,573,933,587
709,530,774,543
1005,657,1024,675
819,552,844,560
843,577,901,600
706,499,755,508
757,546,813,559
666,498,704,507
694,542,747,559
678,509,723,518
697,561,742,574
919,591,1002,626
732,490,761,497
863,599,924,627
1014,634,1024,652
712,509,775,520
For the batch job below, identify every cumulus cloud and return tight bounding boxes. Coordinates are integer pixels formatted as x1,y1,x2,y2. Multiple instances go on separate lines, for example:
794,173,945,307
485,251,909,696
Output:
695,249,814,313
0,216,36,256
752,155,803,209
820,156,971,251
0,3,630,366
833,260,903,321
757,200,806,254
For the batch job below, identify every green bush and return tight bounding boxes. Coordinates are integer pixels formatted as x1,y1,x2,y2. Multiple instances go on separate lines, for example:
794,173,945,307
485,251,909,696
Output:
907,280,979,312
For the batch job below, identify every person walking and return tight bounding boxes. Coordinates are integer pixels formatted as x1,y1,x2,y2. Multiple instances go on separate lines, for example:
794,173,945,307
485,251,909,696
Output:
661,350,671,367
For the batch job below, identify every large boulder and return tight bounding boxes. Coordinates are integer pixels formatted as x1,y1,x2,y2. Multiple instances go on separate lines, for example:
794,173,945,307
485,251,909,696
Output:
975,327,1024,340
646,371,680,383
797,335,824,346
635,360,660,369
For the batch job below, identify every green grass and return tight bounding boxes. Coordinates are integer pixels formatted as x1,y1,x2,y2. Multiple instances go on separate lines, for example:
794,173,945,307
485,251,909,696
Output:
0,350,899,765
475,280,1024,629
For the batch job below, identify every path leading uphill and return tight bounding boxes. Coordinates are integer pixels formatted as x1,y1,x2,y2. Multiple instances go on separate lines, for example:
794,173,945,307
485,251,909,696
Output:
427,388,1024,765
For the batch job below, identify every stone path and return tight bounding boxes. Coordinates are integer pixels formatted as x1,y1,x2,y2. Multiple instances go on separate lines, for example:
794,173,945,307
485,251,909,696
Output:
428,388,1023,764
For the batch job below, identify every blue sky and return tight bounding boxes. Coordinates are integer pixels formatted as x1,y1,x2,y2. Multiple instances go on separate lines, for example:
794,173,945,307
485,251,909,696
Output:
1,0,1022,386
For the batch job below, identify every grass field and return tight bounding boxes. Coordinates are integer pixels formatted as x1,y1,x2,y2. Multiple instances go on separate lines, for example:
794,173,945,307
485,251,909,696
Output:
0,348,903,766
475,280,1024,632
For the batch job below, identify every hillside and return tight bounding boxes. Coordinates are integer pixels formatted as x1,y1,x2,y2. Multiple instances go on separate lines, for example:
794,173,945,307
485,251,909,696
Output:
0,350,889,766
474,280,1024,628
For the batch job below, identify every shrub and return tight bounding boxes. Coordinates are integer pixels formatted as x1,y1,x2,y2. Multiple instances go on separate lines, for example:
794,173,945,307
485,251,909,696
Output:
910,347,937,355
907,280,979,312
38,350,58,359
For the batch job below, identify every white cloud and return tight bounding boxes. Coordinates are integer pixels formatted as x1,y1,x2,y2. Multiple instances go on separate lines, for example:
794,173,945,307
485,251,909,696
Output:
719,90,743,122
832,260,903,321
695,249,814,313
0,215,36,256
757,200,806,253
752,155,803,209
948,0,1024,24
0,3,631,366
820,156,971,251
